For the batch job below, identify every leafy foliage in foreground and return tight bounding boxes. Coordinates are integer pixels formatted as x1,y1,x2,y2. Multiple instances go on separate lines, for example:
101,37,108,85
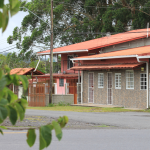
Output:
0,0,20,32
0,68,68,150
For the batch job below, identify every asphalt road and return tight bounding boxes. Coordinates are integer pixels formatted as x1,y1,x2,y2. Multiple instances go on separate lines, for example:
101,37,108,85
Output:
26,109,150,129
1,129,150,150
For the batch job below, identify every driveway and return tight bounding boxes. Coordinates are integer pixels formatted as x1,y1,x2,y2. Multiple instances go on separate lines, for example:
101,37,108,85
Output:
26,109,150,129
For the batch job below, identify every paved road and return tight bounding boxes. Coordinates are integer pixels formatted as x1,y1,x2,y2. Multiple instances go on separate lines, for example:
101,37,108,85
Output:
26,109,150,129
1,129,150,150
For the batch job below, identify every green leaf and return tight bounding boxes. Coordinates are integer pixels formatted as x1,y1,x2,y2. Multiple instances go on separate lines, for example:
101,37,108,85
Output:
52,121,62,141
20,98,28,108
5,74,13,85
12,74,20,86
0,129,3,135
15,103,25,121
0,77,7,91
0,12,2,28
26,129,36,147
0,126,7,129
0,69,3,80
40,128,46,150
40,125,52,147
10,1,20,17
0,99,8,106
7,89,18,103
0,0,4,8
2,5,9,32
8,106,17,125
19,75,28,90
58,116,69,128
0,105,8,123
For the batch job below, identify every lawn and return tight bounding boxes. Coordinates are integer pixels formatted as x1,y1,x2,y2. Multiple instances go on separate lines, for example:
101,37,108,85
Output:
27,106,150,113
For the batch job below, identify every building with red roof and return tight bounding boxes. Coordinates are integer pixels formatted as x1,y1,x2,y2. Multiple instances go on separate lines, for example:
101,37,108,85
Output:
70,46,150,109
34,28,150,108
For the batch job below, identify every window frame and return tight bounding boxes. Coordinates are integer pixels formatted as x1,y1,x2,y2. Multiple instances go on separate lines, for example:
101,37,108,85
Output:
59,78,64,87
67,55,74,70
126,70,134,89
115,73,121,89
98,73,104,88
140,73,147,90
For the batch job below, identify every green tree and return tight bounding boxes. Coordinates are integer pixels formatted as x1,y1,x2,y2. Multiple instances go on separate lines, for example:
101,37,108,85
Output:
0,54,7,70
7,0,150,57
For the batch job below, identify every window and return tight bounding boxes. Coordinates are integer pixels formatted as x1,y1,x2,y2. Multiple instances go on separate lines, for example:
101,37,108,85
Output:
140,73,147,90
115,73,121,89
67,55,73,69
126,70,134,89
59,79,64,87
98,73,104,88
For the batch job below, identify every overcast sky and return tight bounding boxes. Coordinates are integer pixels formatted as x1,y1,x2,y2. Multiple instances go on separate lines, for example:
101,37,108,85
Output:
0,10,29,54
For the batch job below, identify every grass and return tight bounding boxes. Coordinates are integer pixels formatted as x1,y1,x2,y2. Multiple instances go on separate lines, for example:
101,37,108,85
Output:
27,106,150,113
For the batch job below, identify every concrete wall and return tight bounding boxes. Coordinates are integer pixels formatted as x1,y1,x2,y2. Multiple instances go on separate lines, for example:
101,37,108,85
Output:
45,94,74,106
83,69,147,109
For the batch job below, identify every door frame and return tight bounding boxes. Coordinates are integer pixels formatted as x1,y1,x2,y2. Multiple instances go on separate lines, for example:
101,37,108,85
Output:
88,72,94,103
107,72,113,105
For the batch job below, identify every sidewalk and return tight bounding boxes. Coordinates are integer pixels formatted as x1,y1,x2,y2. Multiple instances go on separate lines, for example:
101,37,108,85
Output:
71,103,123,108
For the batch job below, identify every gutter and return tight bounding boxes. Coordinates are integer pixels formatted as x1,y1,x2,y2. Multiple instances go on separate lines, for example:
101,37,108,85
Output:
36,49,89,56
136,55,149,108
34,56,41,72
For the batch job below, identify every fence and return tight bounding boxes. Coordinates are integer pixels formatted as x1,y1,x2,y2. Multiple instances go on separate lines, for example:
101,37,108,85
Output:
28,82,54,107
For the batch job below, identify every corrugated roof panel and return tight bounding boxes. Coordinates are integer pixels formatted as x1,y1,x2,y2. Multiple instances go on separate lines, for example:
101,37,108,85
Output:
38,28,150,54
70,63,143,70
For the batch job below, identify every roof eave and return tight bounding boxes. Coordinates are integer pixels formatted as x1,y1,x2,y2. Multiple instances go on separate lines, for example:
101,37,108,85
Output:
71,55,137,61
36,49,89,56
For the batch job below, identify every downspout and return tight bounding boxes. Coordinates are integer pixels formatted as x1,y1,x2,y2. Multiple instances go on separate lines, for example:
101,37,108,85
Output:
136,55,149,108
34,56,41,72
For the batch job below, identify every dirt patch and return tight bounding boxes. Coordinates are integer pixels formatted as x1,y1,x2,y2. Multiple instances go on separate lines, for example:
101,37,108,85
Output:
1,115,118,129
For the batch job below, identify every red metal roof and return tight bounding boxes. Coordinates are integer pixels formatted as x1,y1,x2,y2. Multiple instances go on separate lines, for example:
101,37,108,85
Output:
70,63,144,70
72,45,150,60
10,68,44,75
37,28,150,55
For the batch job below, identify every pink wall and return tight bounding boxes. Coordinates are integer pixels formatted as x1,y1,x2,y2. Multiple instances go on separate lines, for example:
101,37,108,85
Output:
61,49,100,73
56,78,66,94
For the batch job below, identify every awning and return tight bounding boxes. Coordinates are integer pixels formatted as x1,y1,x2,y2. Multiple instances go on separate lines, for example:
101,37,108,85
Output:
70,63,144,70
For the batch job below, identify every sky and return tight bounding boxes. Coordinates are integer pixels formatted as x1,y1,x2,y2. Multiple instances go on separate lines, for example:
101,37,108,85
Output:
0,10,28,54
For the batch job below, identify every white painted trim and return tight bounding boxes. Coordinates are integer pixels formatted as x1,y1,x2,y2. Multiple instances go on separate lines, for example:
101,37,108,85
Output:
34,56,41,72
36,49,88,56
107,72,113,105
140,73,147,90
81,71,83,104
115,73,121,89
137,56,150,59
126,70,134,90
54,83,57,94
98,73,104,88
88,72,94,103
71,55,136,61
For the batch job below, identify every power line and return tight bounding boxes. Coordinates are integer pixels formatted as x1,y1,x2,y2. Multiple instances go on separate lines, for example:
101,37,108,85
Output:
0,44,16,50
0,47,17,54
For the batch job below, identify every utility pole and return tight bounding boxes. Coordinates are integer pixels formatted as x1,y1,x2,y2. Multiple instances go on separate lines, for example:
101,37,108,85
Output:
49,0,53,103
